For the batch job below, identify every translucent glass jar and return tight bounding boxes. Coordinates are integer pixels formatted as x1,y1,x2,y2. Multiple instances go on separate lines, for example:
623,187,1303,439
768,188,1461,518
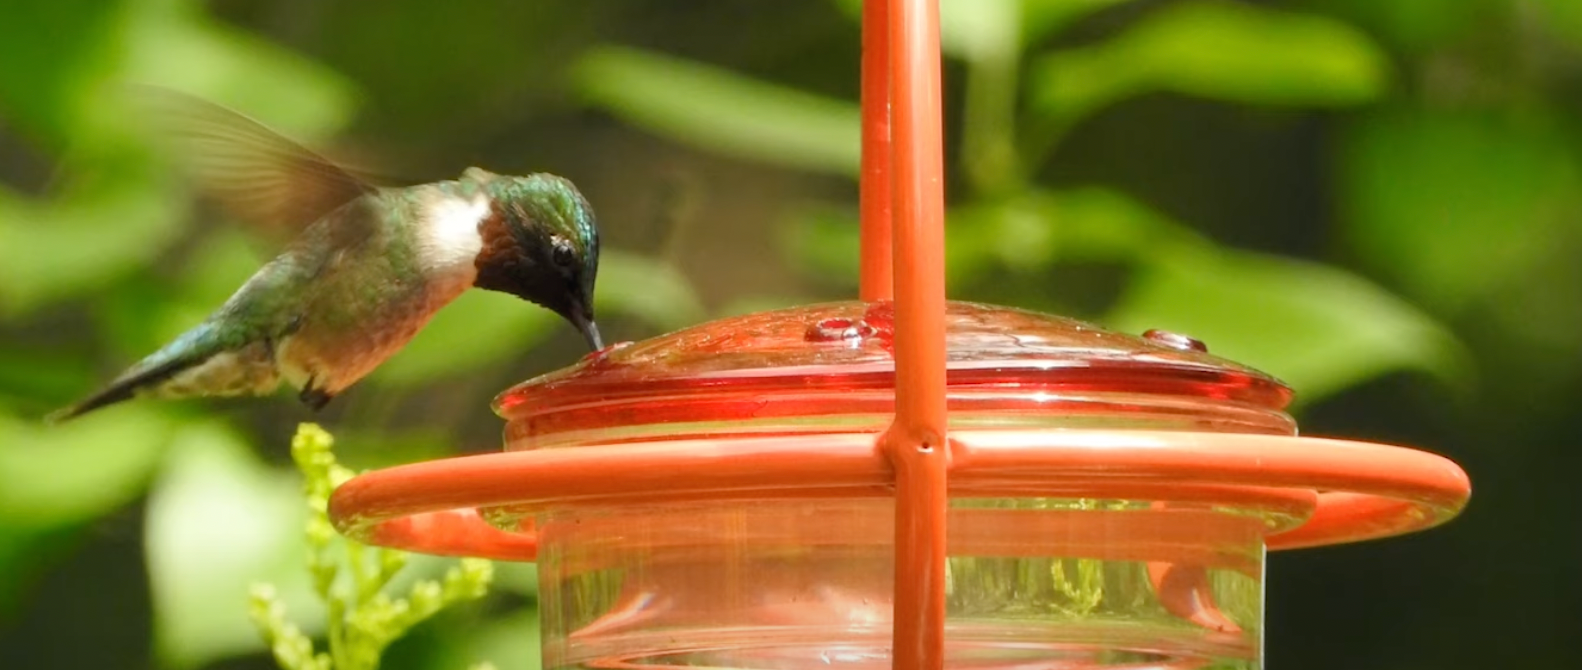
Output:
488,301,1302,669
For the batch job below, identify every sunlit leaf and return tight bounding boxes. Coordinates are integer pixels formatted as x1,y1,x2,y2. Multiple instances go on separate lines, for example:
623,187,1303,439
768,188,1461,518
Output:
782,187,1178,287
786,188,1192,288
0,405,173,527
940,0,1021,63
145,422,318,670
597,249,708,331
1030,0,1388,124
1105,244,1468,406
1338,107,1582,312
575,46,860,176
461,607,541,670
0,401,168,618
118,0,358,142
0,0,358,317
1543,0,1582,52
0,179,187,316
943,187,1193,280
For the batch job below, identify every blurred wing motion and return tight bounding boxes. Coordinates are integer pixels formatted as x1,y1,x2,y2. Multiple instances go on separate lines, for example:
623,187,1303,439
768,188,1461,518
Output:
128,85,380,238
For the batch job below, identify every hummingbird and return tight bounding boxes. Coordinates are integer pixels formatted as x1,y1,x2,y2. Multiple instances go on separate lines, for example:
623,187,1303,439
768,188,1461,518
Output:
49,90,603,422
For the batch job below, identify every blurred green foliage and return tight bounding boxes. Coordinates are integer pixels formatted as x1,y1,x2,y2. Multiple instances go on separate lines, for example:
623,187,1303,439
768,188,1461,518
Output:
248,424,494,670
1,0,1578,669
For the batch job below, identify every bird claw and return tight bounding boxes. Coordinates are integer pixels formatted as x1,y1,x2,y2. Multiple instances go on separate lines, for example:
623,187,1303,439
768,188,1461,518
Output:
299,385,333,411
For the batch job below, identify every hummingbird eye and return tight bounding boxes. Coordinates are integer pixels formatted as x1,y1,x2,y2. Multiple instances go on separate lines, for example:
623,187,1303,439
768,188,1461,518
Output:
551,239,576,269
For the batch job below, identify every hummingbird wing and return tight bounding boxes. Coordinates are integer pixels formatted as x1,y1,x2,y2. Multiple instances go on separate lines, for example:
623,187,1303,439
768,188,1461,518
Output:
129,86,383,241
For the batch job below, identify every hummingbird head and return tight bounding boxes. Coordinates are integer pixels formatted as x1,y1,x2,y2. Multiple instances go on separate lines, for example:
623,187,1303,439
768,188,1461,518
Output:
467,169,603,350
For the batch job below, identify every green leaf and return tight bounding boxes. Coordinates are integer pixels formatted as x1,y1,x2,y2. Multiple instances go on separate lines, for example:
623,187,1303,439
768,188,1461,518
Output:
0,0,121,148
774,186,1191,288
1310,0,1491,53
0,405,173,527
1338,108,1582,312
491,562,539,597
118,0,358,141
943,187,1196,281
575,46,860,176
0,179,187,317
1021,0,1133,43
0,0,357,317
146,422,321,670
0,401,167,618
1030,0,1388,125
785,188,1196,289
1105,244,1468,406
783,205,862,288
596,248,708,332
461,608,541,670
940,0,1022,63
0,522,72,618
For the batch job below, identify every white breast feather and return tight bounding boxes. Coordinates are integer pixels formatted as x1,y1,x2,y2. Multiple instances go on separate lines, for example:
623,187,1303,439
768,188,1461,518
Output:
419,194,489,282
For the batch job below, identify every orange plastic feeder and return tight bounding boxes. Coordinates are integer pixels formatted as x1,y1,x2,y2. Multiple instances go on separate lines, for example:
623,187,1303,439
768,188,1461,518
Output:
328,1,1471,668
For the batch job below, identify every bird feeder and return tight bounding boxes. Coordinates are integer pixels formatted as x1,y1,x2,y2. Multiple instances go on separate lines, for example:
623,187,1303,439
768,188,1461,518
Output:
328,1,1471,668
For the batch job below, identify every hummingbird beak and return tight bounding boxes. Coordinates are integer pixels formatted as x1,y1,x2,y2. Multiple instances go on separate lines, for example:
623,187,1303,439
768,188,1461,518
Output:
572,310,603,351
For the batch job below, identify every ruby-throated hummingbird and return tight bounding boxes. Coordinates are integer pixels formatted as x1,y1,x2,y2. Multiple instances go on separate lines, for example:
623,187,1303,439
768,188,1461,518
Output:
49,91,603,422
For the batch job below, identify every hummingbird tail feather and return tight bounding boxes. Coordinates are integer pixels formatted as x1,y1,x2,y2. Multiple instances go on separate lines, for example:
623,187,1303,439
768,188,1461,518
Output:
46,322,255,424
46,356,198,424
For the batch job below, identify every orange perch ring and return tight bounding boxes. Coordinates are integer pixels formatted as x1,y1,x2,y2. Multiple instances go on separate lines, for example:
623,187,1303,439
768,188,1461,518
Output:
330,430,1469,560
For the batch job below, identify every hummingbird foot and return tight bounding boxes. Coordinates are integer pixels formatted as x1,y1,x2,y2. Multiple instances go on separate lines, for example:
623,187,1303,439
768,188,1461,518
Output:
299,384,334,412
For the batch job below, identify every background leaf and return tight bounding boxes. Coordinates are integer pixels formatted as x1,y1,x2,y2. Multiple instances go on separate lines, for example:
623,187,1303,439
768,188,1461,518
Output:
0,178,185,316
1030,0,1389,125
0,406,172,527
575,46,860,176
1338,108,1582,312
1106,244,1469,406
145,422,317,670
595,248,708,331
0,404,174,617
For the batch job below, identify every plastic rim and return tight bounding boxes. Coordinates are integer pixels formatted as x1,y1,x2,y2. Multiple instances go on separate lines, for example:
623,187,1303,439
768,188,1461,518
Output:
328,429,1470,561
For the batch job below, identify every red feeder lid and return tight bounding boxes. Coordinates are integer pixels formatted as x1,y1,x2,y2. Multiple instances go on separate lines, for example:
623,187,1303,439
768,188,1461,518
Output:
494,300,1296,450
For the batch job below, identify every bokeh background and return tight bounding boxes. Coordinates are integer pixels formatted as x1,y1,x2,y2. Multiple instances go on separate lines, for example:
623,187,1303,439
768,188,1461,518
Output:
2,0,1578,668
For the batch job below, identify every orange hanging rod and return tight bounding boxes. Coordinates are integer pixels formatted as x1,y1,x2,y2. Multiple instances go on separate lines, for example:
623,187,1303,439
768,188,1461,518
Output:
871,0,950,668
859,0,893,302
